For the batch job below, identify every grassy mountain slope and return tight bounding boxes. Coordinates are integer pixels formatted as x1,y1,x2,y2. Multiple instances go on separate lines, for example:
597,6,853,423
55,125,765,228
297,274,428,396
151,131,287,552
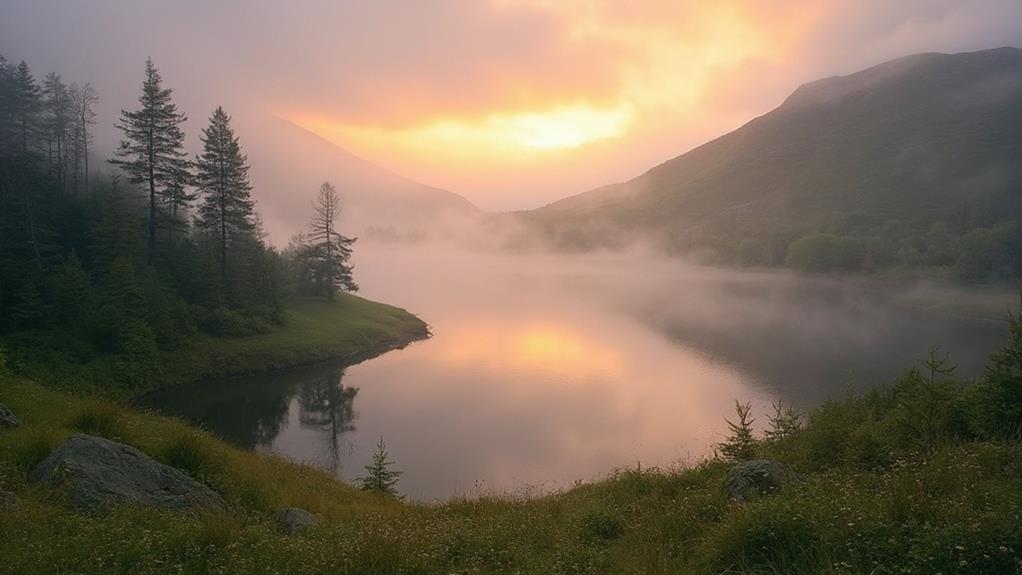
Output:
522,48,1022,280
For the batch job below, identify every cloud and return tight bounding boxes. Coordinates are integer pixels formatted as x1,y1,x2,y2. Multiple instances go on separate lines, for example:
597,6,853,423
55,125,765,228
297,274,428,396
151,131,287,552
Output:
0,0,1017,211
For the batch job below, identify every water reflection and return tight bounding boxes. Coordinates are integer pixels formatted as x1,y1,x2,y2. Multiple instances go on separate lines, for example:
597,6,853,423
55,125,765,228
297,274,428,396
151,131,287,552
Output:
143,247,1014,500
297,374,359,474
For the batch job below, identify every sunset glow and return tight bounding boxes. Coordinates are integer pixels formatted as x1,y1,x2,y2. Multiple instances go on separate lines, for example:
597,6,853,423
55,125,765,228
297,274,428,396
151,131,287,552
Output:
287,103,633,163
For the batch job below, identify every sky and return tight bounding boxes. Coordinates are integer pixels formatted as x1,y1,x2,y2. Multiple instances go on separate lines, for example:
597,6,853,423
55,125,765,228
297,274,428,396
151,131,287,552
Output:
1,0,1019,211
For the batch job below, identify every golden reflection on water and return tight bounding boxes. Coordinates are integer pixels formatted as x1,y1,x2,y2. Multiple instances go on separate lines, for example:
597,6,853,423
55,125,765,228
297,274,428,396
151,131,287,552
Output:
436,322,626,380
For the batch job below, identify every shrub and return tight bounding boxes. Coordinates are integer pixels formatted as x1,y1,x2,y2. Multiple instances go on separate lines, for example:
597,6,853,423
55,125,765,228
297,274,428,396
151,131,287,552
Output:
701,503,822,573
70,403,128,439
577,508,625,543
161,432,226,482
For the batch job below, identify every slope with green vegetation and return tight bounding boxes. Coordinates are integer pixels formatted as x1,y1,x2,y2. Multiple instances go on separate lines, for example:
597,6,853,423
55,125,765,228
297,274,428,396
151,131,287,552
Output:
1,301,1019,574
521,47,1022,282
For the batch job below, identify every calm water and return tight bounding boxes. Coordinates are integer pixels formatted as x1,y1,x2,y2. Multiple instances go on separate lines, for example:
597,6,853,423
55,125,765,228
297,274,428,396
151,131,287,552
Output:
143,246,1012,500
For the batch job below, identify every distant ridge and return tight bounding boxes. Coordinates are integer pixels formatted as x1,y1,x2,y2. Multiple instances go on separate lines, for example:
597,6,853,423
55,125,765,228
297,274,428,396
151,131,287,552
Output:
241,114,476,245
521,48,1022,279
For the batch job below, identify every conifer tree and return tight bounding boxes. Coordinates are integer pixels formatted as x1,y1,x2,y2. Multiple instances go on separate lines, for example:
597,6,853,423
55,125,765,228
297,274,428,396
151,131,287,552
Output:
764,400,804,442
68,82,98,194
358,436,403,498
304,181,357,299
56,252,93,326
10,61,41,155
980,289,1022,437
110,58,190,262
42,73,71,190
717,401,757,462
194,106,254,280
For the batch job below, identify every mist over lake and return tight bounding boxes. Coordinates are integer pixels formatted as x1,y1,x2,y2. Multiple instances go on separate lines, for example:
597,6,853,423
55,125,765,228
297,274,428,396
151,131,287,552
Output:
144,245,1012,500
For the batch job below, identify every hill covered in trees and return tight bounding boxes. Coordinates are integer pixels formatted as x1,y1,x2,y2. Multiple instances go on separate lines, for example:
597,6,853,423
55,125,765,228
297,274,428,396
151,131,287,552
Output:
0,54,424,391
519,48,1022,282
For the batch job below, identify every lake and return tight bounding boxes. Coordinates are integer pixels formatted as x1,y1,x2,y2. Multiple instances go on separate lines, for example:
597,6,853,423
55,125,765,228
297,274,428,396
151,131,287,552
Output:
143,246,1013,500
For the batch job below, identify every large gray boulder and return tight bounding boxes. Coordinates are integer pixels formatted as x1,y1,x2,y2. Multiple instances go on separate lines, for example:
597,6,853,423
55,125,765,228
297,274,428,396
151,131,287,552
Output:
27,434,226,513
0,403,20,428
724,459,799,502
274,507,319,534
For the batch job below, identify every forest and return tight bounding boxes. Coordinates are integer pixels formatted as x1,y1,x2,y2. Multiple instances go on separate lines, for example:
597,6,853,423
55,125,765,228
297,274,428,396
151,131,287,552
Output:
0,55,360,390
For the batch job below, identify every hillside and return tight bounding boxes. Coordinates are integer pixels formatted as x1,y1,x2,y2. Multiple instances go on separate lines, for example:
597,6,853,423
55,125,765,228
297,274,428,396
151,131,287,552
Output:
520,47,1022,281
242,115,477,245
2,307,1020,573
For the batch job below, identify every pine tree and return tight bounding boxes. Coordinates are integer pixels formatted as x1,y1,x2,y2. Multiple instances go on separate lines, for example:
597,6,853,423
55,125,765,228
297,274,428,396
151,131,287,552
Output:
194,106,254,282
68,82,98,194
110,58,190,263
717,401,757,462
42,73,71,191
11,280,44,329
764,400,804,442
980,289,1022,437
358,436,403,498
90,177,144,271
10,61,42,156
56,251,93,326
304,182,357,299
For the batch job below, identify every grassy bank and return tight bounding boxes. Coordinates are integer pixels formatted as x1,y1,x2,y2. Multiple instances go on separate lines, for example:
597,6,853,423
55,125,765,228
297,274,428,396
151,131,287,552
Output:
162,294,429,383
2,293,429,396
1,367,1020,574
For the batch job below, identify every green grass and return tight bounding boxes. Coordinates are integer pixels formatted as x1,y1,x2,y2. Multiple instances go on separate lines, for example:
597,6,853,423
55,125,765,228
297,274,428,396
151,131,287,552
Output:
1,375,1019,574
163,294,429,383
2,293,429,395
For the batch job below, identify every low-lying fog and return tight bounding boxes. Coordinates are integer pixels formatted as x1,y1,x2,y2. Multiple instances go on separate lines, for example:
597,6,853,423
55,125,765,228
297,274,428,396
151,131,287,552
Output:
146,244,1015,500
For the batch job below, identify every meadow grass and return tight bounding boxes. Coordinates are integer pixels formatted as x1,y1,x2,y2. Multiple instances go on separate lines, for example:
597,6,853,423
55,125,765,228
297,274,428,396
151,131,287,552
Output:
1,374,1019,574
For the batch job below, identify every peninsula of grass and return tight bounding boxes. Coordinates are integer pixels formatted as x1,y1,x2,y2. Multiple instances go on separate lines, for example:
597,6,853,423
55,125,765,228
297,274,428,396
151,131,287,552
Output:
163,294,429,383
1,293,429,397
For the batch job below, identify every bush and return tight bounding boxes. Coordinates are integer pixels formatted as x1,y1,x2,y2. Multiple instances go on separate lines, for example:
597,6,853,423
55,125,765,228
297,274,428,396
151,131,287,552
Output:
160,432,226,482
577,508,625,543
701,503,822,572
70,403,128,439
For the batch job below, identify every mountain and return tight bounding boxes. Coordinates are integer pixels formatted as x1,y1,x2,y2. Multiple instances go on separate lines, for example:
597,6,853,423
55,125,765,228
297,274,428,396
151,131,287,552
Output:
240,115,476,246
520,47,1022,280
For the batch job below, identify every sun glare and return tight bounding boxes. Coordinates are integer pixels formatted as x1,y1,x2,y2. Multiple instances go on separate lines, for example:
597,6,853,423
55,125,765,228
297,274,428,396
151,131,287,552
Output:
286,103,632,163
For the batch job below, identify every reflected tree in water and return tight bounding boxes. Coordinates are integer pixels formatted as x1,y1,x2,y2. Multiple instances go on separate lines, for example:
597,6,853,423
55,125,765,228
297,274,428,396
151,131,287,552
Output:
298,368,359,474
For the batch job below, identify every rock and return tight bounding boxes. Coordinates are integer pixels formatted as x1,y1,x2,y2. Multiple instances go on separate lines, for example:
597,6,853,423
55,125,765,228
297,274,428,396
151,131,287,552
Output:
274,507,319,534
0,404,20,428
27,434,226,513
0,490,19,511
724,459,799,502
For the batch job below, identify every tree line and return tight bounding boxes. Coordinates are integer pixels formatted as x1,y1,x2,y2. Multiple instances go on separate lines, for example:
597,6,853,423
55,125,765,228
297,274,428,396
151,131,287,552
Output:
0,55,357,389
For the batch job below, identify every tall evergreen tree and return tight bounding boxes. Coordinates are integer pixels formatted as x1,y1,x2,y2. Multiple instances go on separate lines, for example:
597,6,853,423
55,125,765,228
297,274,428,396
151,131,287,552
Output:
979,290,1022,437
10,61,42,156
68,82,98,194
110,58,190,263
42,73,71,190
195,106,254,280
56,251,93,327
304,181,357,299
